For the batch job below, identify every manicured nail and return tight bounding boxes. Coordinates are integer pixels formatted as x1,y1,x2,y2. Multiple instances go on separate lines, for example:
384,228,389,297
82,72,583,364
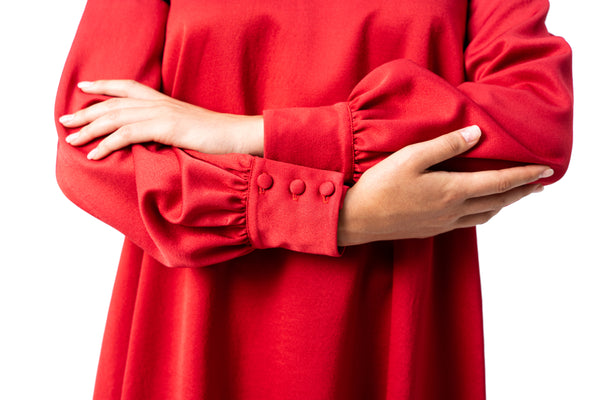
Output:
460,125,481,144
78,81,94,89
65,133,79,144
533,184,544,193
540,168,554,179
59,114,74,124
87,148,98,160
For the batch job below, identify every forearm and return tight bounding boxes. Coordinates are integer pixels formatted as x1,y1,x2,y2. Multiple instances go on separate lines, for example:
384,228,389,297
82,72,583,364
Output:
336,126,553,247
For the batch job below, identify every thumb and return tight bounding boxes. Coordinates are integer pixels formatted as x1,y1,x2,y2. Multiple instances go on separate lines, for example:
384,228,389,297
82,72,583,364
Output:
407,125,481,170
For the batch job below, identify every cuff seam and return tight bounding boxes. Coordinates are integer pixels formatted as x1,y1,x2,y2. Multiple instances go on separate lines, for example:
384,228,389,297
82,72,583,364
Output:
244,156,257,249
346,102,358,184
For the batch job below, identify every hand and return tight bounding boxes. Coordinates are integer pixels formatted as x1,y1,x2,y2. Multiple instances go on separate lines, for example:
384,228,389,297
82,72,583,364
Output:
337,126,553,246
59,80,264,159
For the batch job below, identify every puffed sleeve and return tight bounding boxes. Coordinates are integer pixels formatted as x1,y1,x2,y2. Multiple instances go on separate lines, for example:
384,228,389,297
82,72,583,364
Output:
263,0,573,184
55,0,346,268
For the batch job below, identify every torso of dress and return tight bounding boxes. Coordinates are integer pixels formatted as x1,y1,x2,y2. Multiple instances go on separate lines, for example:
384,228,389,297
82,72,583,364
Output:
55,0,572,399
162,0,467,112
100,2,481,397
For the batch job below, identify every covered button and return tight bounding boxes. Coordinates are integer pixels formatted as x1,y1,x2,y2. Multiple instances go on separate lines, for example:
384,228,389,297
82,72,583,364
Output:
318,181,335,197
289,179,306,196
257,173,273,190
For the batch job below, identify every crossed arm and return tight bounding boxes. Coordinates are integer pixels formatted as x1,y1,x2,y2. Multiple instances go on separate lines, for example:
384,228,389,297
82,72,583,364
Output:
60,79,552,247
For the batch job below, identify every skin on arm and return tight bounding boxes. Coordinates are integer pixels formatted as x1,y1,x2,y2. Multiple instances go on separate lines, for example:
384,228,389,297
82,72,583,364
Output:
59,80,552,246
59,80,265,158
337,126,552,246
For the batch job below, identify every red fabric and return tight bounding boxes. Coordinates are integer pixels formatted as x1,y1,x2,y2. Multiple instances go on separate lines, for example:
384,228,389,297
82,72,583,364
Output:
54,0,572,399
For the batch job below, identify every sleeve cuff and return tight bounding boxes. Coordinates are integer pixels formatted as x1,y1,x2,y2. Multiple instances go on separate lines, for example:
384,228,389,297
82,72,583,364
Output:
263,102,355,183
246,157,346,257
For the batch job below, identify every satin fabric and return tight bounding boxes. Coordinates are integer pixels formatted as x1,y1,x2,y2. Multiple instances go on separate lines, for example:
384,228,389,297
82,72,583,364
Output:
55,0,572,398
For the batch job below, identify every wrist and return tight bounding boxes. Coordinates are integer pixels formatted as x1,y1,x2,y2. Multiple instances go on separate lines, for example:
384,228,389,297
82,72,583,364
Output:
337,188,369,247
337,208,354,247
238,115,264,156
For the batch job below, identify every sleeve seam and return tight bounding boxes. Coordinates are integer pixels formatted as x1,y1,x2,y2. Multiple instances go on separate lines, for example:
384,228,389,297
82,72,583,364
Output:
244,156,256,249
346,102,358,184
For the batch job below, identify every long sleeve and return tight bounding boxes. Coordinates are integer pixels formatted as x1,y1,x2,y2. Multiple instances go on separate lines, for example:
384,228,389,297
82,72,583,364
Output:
55,0,346,268
263,0,573,184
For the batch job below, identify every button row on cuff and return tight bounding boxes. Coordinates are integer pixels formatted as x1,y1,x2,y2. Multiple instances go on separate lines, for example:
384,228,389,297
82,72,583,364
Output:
256,173,335,201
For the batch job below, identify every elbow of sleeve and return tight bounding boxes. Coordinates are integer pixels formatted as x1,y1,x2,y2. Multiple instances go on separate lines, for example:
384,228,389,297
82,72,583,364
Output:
461,29,574,183
55,140,100,216
461,72,573,183
468,102,573,185
531,45,574,182
542,104,573,183
522,66,574,183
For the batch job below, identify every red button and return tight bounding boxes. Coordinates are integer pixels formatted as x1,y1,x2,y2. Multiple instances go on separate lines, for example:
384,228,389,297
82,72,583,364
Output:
257,173,273,190
289,179,306,196
319,181,335,197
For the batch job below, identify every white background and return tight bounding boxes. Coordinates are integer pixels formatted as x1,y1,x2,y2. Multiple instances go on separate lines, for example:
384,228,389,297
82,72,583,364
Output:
0,1,597,399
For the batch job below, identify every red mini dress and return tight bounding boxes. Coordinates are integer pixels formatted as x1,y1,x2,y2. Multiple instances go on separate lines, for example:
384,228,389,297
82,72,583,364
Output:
55,0,572,399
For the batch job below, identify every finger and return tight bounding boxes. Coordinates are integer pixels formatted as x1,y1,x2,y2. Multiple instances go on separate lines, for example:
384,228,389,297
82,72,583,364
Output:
464,183,543,215
458,165,553,198
77,79,166,101
454,209,501,230
65,107,156,146
403,125,481,170
60,97,150,128
86,119,169,160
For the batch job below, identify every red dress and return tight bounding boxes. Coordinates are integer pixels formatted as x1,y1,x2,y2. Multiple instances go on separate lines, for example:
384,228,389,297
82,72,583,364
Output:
55,0,572,399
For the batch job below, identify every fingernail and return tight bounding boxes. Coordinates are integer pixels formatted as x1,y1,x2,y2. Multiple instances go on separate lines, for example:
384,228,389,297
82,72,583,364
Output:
87,148,98,160
460,125,481,144
533,184,544,193
78,81,93,89
540,168,554,179
59,114,74,124
65,133,79,144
